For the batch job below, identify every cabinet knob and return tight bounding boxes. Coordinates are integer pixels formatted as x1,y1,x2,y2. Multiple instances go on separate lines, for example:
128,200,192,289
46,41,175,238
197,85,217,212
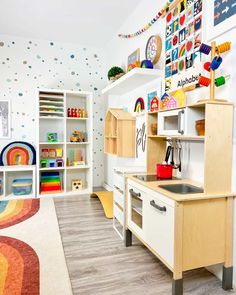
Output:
150,200,166,212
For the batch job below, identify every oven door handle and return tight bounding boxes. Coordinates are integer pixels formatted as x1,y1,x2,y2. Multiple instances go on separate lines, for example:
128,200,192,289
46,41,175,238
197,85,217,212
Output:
150,200,167,212
178,109,184,135
129,189,141,198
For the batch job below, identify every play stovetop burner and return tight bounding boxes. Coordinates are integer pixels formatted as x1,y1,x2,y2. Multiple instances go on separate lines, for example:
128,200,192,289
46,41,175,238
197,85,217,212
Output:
134,174,178,182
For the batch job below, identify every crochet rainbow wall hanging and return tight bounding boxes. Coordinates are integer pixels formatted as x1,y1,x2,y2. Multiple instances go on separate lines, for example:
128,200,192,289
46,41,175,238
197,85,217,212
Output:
0,141,36,166
134,97,145,112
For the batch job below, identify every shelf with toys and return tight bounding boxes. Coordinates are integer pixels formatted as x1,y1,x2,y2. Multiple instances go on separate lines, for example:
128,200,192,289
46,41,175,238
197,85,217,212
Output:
37,89,93,197
102,68,163,96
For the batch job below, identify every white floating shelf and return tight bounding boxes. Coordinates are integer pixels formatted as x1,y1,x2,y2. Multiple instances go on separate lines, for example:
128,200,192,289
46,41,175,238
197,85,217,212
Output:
101,68,163,96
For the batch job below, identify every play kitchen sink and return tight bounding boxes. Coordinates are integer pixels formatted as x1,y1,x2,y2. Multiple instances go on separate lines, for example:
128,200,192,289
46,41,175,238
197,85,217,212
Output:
158,183,204,194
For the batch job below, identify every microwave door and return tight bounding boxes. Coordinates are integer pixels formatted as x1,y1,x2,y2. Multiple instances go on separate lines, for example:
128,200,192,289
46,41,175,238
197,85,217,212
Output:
158,109,185,136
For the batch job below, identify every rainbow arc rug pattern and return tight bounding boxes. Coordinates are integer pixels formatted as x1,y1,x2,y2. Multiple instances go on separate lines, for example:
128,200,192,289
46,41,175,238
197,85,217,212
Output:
0,198,72,294
0,199,40,229
0,236,39,294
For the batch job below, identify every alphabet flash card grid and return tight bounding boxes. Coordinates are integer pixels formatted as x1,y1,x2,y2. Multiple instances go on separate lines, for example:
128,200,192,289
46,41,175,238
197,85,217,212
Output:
165,0,203,91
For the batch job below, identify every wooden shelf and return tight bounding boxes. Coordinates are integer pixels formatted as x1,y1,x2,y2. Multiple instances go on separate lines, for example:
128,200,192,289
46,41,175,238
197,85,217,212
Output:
105,135,117,139
147,135,205,141
101,68,162,96
66,165,90,170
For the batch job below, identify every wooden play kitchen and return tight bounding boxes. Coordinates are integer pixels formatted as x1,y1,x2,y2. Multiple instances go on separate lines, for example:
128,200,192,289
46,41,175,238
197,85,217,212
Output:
102,42,234,293
124,100,234,295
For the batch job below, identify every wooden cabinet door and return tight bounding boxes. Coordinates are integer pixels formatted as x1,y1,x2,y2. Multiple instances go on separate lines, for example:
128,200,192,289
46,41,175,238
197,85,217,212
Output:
144,192,175,268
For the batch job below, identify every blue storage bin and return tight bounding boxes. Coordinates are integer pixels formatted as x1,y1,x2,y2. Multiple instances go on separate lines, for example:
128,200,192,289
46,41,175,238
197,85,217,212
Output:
12,178,32,196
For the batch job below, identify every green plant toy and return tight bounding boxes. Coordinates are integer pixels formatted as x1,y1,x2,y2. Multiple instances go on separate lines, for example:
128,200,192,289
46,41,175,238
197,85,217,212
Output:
108,66,125,81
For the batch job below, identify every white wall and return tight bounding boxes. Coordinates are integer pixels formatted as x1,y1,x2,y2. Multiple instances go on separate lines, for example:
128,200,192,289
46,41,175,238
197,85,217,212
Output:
105,0,236,285
104,0,165,186
0,35,107,186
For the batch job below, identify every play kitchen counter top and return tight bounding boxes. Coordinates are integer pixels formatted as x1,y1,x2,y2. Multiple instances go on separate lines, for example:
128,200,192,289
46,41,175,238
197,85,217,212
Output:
128,175,235,202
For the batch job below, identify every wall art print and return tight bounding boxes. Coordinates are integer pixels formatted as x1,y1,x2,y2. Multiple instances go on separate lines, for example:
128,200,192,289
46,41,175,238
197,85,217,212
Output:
0,101,11,139
165,0,203,92
205,0,236,41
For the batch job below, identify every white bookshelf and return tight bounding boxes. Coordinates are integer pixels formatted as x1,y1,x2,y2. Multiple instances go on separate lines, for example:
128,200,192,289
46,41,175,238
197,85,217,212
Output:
0,165,36,200
36,89,93,197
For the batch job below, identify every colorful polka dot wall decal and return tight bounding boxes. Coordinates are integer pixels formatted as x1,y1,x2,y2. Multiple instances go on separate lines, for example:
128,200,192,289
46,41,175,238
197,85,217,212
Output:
0,37,105,186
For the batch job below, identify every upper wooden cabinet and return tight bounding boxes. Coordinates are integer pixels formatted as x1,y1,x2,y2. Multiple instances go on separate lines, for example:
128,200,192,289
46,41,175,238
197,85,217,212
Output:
104,108,135,158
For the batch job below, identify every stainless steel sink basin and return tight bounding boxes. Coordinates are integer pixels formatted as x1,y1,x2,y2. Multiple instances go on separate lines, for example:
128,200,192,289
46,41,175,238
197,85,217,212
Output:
159,183,204,194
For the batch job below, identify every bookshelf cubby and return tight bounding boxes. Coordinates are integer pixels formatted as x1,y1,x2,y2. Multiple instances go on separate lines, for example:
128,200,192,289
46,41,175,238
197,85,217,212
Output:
37,89,93,197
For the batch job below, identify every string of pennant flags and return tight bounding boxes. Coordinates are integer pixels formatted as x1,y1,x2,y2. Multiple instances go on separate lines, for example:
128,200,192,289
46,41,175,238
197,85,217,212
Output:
118,0,175,39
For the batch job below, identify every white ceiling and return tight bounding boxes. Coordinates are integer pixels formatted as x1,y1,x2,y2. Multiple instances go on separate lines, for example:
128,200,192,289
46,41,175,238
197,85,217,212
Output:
0,0,143,47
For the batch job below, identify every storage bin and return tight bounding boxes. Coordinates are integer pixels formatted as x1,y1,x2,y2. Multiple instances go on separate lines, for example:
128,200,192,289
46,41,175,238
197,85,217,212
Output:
12,178,32,195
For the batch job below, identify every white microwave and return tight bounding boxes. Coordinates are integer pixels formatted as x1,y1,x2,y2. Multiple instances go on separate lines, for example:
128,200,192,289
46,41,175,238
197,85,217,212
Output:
158,108,185,136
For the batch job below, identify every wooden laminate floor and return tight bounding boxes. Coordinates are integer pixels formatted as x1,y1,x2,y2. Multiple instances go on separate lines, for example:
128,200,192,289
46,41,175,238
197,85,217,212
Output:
54,195,235,295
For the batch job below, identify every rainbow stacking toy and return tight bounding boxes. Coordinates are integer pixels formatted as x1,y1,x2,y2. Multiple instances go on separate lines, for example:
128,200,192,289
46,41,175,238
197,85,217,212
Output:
40,172,62,193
